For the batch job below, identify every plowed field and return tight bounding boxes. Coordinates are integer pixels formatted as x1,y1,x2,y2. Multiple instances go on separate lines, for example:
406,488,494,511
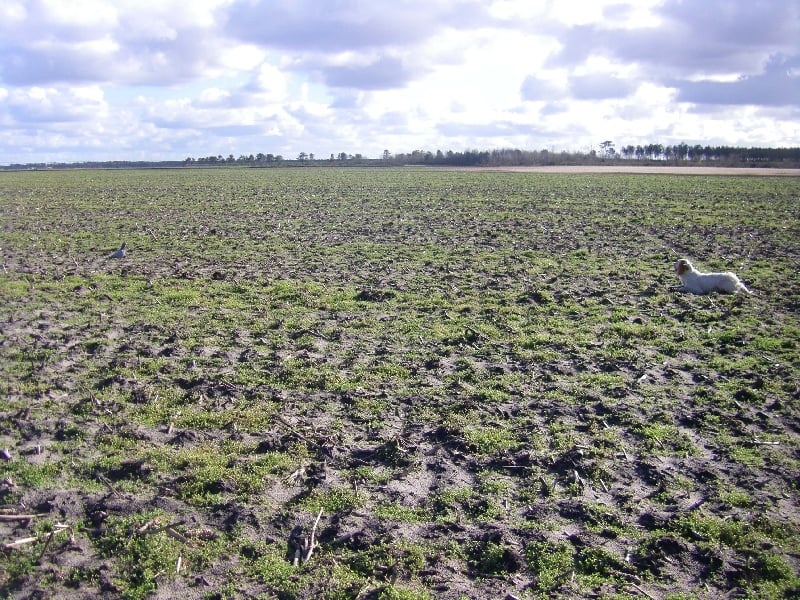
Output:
2,167,799,599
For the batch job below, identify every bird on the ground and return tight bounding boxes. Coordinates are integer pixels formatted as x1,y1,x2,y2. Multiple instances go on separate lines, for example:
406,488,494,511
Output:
109,242,127,259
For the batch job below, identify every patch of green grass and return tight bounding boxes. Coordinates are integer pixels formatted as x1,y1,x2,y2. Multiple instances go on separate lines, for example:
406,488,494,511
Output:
525,540,575,594
670,508,800,588
348,541,428,578
467,539,518,575
1,459,64,489
94,512,184,600
243,538,435,599
243,542,302,595
633,421,698,456
462,423,520,455
350,465,391,485
574,546,632,585
429,486,505,522
719,490,755,508
738,553,798,591
546,420,577,453
375,501,429,523
473,384,511,403
713,432,768,468
141,442,296,505
375,585,434,600
295,486,365,513
0,518,76,590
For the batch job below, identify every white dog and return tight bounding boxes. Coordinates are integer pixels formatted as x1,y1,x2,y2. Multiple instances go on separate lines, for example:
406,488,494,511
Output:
674,258,750,295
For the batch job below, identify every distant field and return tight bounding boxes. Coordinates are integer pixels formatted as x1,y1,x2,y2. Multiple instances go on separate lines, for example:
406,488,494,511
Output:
476,165,800,176
1,167,799,599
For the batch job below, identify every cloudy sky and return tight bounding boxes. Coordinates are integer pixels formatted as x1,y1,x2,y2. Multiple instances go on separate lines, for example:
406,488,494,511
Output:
1,0,798,164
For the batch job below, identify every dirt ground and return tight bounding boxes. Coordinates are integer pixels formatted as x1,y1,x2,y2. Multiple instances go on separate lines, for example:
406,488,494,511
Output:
1,168,799,599
457,165,800,176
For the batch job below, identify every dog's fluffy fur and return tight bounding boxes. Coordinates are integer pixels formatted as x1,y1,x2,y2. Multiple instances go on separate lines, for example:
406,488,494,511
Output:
674,258,750,295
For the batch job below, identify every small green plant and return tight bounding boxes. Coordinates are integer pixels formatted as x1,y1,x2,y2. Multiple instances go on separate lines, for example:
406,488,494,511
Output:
375,501,429,523
462,424,519,455
376,585,433,600
94,512,183,600
526,540,574,593
575,546,631,582
243,542,302,595
468,539,519,575
296,486,364,513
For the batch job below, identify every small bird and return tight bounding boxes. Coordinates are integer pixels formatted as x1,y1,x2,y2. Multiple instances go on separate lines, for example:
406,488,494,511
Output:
109,242,127,259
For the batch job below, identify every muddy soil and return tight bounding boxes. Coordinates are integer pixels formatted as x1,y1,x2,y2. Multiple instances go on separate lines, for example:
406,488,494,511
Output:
1,168,799,599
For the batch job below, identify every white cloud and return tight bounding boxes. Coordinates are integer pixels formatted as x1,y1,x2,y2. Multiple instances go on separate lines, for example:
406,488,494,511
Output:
36,0,118,29
6,86,108,123
197,87,231,107
0,0,798,163
487,0,547,20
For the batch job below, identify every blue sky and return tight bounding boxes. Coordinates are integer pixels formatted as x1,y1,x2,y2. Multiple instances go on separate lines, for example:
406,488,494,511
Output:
0,0,798,164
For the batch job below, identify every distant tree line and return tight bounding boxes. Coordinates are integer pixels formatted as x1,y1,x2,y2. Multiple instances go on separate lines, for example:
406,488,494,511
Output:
615,144,800,164
185,153,285,165
179,145,800,168
183,151,369,165
0,160,187,170
384,145,800,167
3,144,800,171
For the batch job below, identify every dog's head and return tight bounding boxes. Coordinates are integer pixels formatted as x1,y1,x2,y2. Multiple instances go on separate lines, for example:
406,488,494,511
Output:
675,258,693,276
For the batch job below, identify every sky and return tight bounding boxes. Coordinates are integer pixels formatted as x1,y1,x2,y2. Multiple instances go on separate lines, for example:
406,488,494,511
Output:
0,0,798,164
